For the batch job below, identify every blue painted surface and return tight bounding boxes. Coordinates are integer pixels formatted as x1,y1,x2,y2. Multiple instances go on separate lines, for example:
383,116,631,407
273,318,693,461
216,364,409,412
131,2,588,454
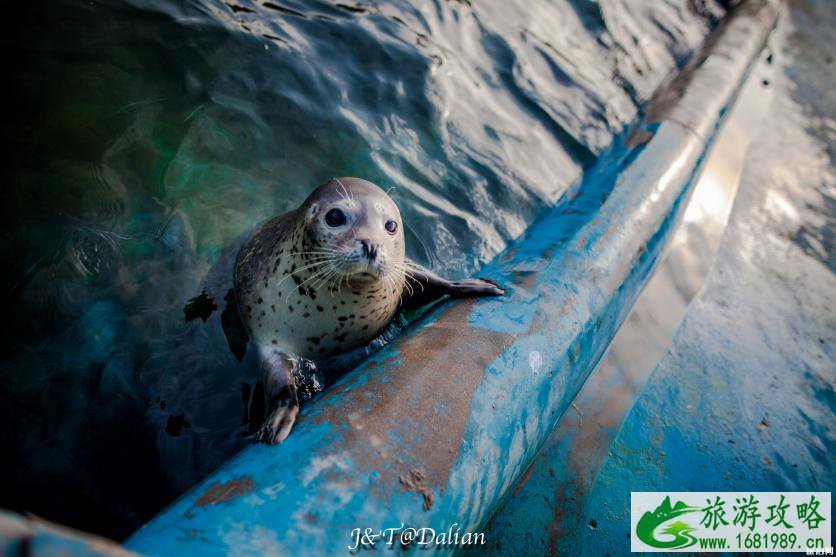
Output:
475,42,777,556
557,2,836,552
477,1,834,554
124,3,779,555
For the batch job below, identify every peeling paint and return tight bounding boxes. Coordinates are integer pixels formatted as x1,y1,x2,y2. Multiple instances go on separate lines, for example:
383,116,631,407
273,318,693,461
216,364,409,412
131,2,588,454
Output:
399,468,434,511
194,477,255,507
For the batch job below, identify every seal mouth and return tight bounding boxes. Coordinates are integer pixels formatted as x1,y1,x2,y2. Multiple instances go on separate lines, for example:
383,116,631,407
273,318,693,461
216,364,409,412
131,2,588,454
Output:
341,257,386,282
345,267,383,281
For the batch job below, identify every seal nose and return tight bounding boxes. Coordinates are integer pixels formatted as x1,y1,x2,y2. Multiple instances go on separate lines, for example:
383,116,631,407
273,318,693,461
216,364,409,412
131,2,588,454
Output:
359,240,378,262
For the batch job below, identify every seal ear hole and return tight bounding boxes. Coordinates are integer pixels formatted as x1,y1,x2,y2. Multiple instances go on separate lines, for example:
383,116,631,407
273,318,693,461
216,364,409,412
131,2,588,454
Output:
307,202,319,218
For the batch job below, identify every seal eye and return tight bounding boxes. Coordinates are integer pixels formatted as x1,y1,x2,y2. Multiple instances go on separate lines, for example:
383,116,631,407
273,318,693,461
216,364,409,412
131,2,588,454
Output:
384,220,398,235
324,208,347,227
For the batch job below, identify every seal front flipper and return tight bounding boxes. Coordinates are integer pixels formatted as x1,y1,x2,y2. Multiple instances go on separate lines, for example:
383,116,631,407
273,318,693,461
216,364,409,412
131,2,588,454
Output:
401,259,504,310
255,349,299,445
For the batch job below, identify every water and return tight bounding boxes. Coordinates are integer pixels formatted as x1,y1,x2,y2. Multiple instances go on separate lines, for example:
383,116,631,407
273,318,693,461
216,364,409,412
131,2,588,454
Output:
0,0,727,539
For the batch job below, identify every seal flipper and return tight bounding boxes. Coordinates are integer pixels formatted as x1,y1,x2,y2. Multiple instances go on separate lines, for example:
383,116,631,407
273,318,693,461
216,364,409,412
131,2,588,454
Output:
400,259,504,311
255,349,300,445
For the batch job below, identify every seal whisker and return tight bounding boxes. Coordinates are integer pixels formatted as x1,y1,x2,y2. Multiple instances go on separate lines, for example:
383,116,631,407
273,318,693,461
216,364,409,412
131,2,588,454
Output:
333,178,349,203
272,258,334,290
400,271,413,296
294,261,340,294
334,178,355,205
276,257,336,286
391,266,413,297
289,249,342,256
324,268,343,293
287,253,339,265
286,255,334,264
389,262,424,293
401,259,425,272
311,261,344,290
312,264,342,291
402,269,426,293
321,270,336,294
272,261,330,289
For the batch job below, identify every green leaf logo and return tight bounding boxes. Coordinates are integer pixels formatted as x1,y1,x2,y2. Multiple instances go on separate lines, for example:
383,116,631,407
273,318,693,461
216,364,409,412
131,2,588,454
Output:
636,496,700,549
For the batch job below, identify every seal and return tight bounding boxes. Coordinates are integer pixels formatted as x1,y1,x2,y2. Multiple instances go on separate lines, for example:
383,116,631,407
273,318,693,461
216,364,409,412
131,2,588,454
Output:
234,177,504,443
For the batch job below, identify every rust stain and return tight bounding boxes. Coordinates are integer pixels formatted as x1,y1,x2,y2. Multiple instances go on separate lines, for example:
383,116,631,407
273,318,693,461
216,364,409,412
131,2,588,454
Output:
399,468,434,511
499,245,520,263
544,297,674,546
511,269,538,290
310,300,513,496
759,416,770,431
546,377,640,545
512,459,537,497
624,128,654,148
549,502,561,557
195,477,255,507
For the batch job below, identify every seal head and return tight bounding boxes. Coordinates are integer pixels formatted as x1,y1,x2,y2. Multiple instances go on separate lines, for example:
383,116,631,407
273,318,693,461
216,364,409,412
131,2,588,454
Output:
298,177,405,291
235,177,406,361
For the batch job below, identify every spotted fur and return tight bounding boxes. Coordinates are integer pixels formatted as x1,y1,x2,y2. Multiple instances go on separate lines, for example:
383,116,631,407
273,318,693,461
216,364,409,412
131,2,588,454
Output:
235,178,403,360
233,177,503,444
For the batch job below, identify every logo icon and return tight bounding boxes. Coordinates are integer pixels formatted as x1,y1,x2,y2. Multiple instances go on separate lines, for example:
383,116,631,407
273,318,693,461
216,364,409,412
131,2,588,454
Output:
632,492,830,552
636,496,700,549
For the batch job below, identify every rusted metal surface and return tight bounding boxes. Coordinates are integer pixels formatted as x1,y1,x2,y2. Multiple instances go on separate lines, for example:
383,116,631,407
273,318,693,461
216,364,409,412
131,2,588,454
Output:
193,477,255,508
125,2,778,555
